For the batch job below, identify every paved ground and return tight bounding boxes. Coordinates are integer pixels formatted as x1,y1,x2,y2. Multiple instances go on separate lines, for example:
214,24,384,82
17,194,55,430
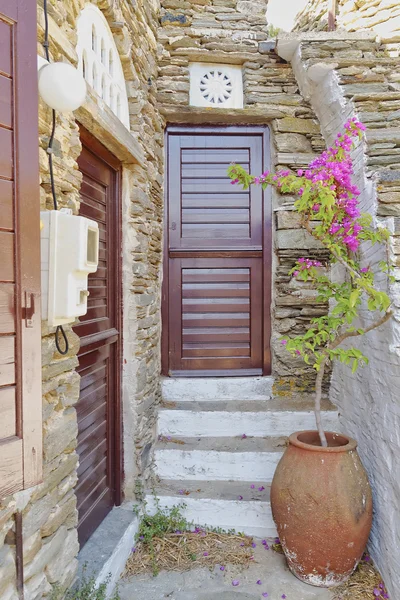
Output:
118,540,333,600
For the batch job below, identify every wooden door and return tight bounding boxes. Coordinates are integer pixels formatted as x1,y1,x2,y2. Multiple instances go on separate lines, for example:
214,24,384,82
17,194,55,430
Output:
163,127,271,377
0,0,42,497
74,129,122,546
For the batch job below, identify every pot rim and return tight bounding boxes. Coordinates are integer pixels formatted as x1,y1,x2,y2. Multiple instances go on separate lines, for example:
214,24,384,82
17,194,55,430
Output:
289,431,358,453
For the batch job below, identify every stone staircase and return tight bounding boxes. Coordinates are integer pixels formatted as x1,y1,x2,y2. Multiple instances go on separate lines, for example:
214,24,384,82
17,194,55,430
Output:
146,377,339,537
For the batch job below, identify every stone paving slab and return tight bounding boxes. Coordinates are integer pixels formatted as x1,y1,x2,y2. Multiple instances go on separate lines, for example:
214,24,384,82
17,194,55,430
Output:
118,540,333,600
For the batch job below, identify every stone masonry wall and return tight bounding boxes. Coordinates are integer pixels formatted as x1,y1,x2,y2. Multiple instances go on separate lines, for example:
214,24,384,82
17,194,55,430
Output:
277,30,400,598
295,0,400,40
0,0,163,598
158,0,329,393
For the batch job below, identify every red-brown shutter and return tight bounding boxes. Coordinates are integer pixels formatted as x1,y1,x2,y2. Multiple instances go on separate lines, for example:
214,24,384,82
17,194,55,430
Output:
0,0,42,496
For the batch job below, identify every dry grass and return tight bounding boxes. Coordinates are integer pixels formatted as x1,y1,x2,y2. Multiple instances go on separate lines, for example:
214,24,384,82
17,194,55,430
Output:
332,557,389,599
123,530,254,577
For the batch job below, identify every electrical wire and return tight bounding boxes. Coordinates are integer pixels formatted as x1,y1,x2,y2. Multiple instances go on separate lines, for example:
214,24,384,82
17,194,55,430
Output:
55,325,69,355
43,0,69,356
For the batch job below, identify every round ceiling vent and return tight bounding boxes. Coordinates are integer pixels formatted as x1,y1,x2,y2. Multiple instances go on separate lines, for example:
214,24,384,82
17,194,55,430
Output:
199,69,233,105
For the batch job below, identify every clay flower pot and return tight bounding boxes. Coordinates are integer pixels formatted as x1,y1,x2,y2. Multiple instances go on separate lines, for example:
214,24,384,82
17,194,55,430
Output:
271,431,372,588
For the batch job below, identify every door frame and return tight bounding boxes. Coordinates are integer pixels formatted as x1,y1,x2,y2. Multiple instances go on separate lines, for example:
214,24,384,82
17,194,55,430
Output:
77,125,123,509
161,125,272,377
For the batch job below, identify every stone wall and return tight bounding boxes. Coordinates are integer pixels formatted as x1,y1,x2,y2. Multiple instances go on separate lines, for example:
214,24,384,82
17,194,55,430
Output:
277,30,400,598
0,0,163,598
295,0,400,40
158,0,329,393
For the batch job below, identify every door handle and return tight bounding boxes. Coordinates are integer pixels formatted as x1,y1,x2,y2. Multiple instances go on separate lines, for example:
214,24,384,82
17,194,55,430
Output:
23,292,36,328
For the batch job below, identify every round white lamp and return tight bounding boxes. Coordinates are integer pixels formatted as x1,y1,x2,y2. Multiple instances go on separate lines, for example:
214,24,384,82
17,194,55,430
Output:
38,62,87,113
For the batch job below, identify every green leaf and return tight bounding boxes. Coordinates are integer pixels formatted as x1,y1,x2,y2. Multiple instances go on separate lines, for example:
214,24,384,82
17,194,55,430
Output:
349,289,359,308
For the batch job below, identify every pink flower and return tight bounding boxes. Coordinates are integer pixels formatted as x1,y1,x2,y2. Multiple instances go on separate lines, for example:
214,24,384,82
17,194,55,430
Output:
293,270,299,277
281,340,287,345
232,580,240,586
203,552,208,556
220,566,225,571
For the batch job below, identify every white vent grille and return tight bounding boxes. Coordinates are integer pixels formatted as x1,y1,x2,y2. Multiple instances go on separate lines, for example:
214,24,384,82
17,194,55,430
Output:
189,63,243,109
76,4,130,129
200,70,233,104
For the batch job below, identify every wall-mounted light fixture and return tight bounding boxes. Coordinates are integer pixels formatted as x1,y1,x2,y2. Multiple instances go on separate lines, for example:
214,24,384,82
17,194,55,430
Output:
38,56,87,113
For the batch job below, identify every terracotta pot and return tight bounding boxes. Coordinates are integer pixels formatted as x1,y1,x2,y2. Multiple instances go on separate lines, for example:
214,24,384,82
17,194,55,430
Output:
271,431,372,588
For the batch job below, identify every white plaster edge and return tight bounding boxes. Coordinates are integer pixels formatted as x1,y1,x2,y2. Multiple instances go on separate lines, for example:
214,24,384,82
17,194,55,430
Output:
95,511,140,598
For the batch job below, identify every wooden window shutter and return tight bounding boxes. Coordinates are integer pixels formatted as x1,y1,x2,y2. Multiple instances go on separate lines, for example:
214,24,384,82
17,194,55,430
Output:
0,0,42,497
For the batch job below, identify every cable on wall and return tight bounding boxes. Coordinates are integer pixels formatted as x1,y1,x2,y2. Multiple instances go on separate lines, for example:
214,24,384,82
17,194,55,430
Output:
43,0,69,356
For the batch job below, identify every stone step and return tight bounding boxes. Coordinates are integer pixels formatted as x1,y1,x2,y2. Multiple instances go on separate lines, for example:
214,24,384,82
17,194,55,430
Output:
145,480,277,537
158,404,339,438
161,376,274,402
155,436,285,481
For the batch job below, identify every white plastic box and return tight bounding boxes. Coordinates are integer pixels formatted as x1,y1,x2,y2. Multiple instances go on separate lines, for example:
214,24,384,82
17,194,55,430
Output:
41,209,99,326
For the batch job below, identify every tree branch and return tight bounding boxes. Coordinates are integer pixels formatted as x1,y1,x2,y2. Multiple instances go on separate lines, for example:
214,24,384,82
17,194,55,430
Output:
314,357,328,447
330,310,392,349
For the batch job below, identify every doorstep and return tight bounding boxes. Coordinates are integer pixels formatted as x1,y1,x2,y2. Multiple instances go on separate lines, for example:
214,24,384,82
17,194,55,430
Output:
77,503,139,597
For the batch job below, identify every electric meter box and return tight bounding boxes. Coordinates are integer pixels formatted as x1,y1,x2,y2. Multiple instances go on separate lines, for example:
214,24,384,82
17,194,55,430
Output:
41,209,99,326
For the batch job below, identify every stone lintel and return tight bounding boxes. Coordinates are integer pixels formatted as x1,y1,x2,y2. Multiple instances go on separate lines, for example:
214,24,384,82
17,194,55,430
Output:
76,89,145,167
160,104,285,124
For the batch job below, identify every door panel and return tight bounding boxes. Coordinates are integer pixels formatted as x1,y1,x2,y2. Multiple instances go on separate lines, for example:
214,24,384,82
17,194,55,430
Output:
0,0,42,498
165,128,270,376
169,258,262,373
74,134,121,546
168,135,263,250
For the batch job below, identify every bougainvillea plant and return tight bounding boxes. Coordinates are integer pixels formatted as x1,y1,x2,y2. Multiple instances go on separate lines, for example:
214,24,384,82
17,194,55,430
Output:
228,118,393,447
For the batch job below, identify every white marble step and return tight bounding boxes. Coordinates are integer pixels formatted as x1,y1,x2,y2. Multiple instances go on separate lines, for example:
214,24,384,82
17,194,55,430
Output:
155,436,286,482
145,480,277,537
161,376,274,402
158,406,339,438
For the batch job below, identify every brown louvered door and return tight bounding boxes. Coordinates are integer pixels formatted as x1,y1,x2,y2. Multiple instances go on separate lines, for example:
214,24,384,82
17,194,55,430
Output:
74,130,121,546
164,127,271,376
0,0,42,497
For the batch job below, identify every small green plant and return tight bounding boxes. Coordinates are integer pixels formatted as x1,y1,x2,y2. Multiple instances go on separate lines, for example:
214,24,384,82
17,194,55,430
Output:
136,501,191,545
51,572,120,600
134,501,192,575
